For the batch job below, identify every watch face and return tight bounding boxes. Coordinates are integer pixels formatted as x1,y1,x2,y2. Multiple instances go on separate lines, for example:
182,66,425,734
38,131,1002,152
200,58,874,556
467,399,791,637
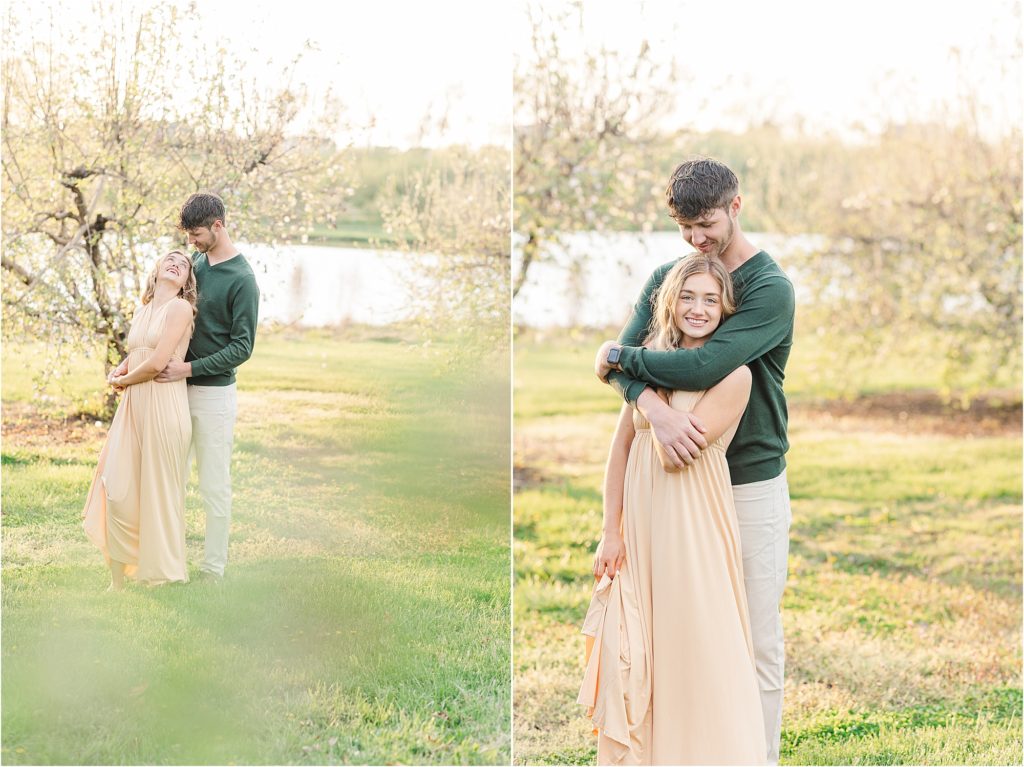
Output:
607,347,621,365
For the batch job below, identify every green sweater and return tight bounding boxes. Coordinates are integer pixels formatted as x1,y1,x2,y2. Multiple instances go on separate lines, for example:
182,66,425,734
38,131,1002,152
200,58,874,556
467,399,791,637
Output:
608,250,795,485
186,252,260,386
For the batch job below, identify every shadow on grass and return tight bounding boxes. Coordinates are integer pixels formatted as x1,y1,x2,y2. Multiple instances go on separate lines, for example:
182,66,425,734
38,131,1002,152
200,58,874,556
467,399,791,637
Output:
781,688,1023,766
789,500,1022,601
3,553,509,765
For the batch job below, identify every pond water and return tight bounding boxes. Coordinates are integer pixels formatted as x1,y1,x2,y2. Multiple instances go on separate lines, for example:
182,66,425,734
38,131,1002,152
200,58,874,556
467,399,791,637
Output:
512,231,820,328
240,233,817,329
242,244,414,327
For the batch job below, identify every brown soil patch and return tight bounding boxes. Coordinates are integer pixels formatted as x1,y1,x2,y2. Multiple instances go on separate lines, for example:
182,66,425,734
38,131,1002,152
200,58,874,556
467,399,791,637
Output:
792,390,1021,437
514,390,1021,492
1,403,107,449
513,464,547,492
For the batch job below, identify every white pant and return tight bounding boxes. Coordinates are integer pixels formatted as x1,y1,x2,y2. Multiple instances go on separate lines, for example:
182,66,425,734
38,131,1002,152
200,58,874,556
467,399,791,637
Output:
732,469,792,766
187,384,237,576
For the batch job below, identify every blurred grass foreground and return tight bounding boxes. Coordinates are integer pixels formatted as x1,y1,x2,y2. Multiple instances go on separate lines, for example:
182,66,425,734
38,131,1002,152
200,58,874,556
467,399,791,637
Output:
1,327,510,765
512,329,1022,766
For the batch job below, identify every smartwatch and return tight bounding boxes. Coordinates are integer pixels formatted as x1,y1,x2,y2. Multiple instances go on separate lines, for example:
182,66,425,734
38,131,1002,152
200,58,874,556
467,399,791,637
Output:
606,346,621,365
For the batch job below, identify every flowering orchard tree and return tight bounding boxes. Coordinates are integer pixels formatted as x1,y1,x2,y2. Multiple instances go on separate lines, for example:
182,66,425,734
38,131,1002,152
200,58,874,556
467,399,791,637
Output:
2,2,349,413
380,146,510,353
513,1,680,298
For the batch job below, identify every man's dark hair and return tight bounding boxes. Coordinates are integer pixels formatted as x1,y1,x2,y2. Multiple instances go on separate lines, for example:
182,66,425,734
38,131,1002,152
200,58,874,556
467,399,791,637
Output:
665,157,739,222
179,192,226,231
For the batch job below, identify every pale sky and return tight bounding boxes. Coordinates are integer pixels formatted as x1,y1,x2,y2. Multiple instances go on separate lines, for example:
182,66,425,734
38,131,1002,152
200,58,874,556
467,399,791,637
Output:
516,0,1021,139
9,0,1019,146
225,0,513,148
9,0,513,150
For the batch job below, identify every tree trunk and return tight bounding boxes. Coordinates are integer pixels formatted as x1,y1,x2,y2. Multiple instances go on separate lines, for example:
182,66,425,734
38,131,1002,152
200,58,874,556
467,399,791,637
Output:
512,232,539,298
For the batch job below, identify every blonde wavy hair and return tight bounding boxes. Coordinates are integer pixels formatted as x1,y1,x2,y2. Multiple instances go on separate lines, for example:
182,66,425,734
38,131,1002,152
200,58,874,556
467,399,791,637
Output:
644,254,736,350
141,250,198,318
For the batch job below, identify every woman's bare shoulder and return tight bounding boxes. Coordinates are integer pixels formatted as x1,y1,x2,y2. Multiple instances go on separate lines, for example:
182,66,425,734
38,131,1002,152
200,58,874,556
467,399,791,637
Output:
166,298,193,320
168,297,192,310
724,365,751,385
708,365,752,397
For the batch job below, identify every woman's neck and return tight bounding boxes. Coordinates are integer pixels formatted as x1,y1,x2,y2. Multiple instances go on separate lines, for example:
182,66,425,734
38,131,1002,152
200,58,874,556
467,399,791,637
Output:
152,281,179,306
680,336,706,350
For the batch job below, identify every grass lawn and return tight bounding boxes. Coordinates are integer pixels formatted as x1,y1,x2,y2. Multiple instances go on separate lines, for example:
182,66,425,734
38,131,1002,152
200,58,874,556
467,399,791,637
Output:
1,328,510,765
512,330,1022,766
308,218,396,249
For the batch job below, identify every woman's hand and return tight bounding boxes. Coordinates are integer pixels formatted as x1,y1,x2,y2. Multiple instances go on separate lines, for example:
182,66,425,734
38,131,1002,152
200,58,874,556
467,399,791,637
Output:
107,360,128,391
593,530,626,579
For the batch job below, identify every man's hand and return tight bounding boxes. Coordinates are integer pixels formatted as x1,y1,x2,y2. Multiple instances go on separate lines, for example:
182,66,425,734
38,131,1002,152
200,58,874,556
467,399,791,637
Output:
593,530,627,579
594,340,622,382
637,388,708,468
155,359,192,383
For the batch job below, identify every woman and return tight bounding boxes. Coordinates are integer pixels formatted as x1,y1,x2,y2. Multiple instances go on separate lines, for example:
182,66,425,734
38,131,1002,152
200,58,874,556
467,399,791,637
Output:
83,251,197,590
578,254,766,765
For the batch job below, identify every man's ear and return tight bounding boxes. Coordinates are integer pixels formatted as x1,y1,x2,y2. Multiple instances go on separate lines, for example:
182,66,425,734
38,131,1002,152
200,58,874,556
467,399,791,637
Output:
730,194,742,218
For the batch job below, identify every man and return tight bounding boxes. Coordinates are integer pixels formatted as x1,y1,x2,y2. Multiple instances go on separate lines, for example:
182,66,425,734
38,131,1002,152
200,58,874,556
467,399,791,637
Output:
155,191,260,580
594,157,795,764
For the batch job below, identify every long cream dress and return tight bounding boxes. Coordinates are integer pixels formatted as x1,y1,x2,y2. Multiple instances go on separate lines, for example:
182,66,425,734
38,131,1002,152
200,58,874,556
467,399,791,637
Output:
578,390,767,765
83,299,192,584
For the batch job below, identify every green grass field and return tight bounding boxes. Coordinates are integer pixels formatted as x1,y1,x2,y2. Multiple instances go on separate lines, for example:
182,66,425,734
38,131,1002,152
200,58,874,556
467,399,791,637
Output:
1,329,510,765
512,330,1022,766
308,218,396,248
